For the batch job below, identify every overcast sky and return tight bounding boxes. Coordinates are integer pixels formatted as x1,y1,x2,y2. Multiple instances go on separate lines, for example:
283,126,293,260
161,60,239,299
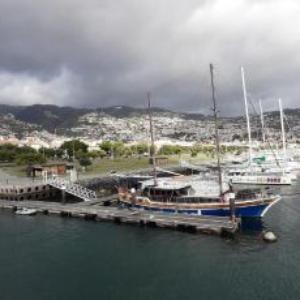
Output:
0,0,300,115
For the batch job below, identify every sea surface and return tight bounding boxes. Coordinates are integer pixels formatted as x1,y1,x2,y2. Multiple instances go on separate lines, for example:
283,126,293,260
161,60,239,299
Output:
1,183,300,300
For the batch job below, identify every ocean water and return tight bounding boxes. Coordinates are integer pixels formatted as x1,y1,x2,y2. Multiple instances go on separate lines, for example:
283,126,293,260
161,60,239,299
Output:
1,183,300,300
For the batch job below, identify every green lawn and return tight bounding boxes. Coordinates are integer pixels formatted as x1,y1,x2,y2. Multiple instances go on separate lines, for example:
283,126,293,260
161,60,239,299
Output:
179,152,213,163
0,164,27,177
0,153,213,178
84,156,179,175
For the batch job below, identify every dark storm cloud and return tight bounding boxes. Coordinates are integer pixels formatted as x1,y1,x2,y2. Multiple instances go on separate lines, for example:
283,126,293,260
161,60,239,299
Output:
0,0,300,115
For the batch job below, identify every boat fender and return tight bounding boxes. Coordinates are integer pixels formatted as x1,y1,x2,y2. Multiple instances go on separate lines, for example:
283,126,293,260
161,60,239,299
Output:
263,231,277,243
224,192,235,203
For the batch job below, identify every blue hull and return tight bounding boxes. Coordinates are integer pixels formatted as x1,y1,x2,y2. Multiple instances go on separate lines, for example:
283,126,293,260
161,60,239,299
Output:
201,204,269,218
131,203,270,218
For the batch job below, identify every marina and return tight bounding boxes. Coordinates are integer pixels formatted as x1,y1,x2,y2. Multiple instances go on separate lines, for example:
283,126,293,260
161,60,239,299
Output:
0,65,295,237
2,1,300,299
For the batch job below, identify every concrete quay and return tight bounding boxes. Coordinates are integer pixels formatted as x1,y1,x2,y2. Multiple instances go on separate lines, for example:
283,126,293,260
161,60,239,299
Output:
0,199,240,237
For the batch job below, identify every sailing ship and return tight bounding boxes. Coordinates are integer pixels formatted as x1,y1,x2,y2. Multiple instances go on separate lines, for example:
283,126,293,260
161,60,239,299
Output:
252,99,300,174
118,177,280,217
226,69,294,185
118,64,281,218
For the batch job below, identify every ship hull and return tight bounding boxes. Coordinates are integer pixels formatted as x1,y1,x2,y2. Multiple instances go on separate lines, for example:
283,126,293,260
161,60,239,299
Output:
119,195,280,218
226,176,292,185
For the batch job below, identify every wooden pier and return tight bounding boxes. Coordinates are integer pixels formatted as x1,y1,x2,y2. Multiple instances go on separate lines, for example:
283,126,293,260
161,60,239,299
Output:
0,199,240,236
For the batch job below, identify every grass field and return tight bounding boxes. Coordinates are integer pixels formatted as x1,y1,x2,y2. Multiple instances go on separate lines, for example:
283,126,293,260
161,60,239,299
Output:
0,153,213,178
84,156,180,175
0,164,27,177
180,152,213,162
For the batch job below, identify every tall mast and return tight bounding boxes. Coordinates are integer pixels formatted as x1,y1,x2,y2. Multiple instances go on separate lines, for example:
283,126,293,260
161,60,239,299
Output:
279,98,287,161
209,64,223,195
147,92,157,185
259,99,266,144
241,67,253,164
144,100,151,157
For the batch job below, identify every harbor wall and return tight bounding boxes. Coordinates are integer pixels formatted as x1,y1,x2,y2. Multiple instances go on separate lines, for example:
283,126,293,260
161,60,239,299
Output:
0,184,58,201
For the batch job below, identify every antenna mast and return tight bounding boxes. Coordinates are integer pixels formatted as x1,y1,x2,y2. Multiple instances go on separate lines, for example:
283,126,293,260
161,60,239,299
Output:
209,64,223,195
147,92,157,185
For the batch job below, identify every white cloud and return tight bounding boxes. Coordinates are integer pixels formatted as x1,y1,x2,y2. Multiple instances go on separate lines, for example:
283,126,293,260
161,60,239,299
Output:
0,68,78,106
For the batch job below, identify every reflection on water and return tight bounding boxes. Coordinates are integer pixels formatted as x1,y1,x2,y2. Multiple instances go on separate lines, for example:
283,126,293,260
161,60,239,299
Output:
240,217,264,232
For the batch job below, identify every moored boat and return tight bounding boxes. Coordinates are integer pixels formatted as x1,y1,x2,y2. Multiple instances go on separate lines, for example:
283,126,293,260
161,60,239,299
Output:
226,169,292,185
15,208,37,216
118,177,280,218
118,65,281,218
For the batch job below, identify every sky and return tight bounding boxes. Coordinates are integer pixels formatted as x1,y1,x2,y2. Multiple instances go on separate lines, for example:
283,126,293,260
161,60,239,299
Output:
0,0,300,115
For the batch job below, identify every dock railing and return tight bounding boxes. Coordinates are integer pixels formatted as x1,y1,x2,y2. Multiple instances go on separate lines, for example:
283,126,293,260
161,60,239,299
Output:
46,176,97,202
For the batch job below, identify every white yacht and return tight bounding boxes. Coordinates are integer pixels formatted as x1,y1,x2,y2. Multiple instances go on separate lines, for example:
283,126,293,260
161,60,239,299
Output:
15,208,37,216
226,69,294,186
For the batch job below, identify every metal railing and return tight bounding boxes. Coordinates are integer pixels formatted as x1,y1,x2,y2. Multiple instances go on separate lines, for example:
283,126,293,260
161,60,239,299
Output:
47,177,97,202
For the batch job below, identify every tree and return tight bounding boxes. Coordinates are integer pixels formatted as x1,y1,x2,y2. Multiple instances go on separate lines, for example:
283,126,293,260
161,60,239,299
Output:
149,145,156,157
123,147,133,158
97,149,107,158
0,150,14,162
99,141,127,158
15,153,46,165
0,144,39,163
158,145,186,156
232,134,241,141
79,156,92,168
60,140,88,158
16,145,36,155
159,145,173,155
112,141,125,157
99,141,113,156
88,150,101,159
38,148,56,159
136,143,149,155
190,149,198,157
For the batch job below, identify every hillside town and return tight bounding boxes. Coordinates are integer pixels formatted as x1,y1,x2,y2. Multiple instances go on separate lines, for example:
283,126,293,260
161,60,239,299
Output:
0,105,299,152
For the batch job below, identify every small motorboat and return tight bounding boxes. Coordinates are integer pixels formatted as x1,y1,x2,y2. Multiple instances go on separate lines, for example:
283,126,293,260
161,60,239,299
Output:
15,208,37,216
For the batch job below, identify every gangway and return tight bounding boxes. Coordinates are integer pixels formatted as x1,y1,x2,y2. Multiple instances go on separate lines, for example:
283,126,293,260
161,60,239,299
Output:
46,177,97,202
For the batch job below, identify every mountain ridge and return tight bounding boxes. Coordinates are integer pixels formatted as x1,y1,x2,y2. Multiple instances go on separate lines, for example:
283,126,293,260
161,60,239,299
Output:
0,104,299,133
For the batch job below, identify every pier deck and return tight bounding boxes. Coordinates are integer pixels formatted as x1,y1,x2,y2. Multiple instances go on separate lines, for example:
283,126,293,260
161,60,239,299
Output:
0,199,239,236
